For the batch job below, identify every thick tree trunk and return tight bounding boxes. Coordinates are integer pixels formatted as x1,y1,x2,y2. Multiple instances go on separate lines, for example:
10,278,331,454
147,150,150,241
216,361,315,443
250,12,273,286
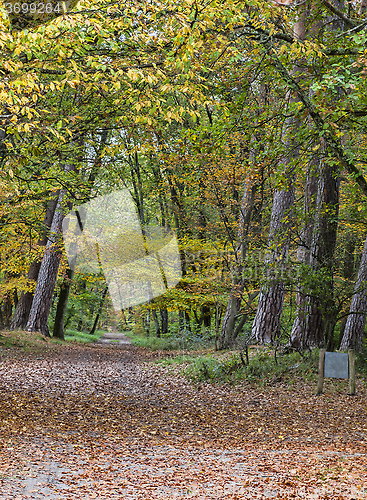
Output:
297,1,343,350
338,236,356,342
26,190,69,336
251,12,305,344
303,157,340,349
251,184,295,343
0,294,13,329
340,234,367,351
10,197,58,330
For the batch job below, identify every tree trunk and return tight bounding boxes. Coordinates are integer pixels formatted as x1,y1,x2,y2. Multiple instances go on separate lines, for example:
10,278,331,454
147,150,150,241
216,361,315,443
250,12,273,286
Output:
251,176,296,343
218,164,260,349
251,11,305,344
338,236,356,343
26,189,69,336
160,308,168,334
289,158,319,348
89,286,108,336
10,197,58,330
52,267,74,340
152,309,161,337
143,308,150,336
303,155,340,349
298,1,343,350
340,234,367,351
0,293,13,329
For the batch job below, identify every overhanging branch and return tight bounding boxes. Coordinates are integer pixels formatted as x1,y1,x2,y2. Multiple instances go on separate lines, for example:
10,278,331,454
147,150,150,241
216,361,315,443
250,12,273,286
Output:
260,35,367,198
321,0,357,28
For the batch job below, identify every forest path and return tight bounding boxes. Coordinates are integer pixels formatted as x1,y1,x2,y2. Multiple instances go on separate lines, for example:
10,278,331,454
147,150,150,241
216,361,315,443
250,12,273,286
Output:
0,340,366,499
95,330,132,346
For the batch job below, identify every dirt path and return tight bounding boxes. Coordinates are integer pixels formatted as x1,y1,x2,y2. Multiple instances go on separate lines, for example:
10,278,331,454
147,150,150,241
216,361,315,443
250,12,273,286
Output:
0,339,366,499
95,331,132,346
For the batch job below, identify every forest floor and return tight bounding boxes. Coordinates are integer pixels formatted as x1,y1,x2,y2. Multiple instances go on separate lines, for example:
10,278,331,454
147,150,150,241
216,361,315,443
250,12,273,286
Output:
0,331,366,499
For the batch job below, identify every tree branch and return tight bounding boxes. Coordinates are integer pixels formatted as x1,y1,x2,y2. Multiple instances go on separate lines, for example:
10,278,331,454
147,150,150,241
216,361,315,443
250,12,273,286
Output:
321,0,357,28
260,34,367,198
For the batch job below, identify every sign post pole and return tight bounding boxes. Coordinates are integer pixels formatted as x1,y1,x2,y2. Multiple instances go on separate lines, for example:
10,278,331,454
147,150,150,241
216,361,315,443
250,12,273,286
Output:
317,349,326,395
348,349,356,396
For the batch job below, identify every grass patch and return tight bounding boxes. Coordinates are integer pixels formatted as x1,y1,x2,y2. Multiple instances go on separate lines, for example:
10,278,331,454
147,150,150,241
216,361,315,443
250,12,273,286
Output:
124,333,182,351
125,330,214,351
64,329,104,343
155,354,200,366
0,328,105,355
0,330,62,355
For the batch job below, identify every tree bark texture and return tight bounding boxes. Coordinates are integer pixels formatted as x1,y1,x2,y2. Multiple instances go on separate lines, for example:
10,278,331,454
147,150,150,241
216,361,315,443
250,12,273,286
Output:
302,157,340,348
52,267,74,340
251,11,306,344
340,234,367,351
251,183,295,343
10,197,58,330
26,190,69,336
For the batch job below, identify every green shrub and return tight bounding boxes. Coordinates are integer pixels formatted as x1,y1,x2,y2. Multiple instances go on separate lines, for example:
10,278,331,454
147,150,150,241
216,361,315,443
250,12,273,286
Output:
183,349,319,385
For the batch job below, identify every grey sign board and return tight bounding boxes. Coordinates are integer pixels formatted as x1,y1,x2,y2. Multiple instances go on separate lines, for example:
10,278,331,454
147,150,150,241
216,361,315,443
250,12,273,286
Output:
324,352,349,379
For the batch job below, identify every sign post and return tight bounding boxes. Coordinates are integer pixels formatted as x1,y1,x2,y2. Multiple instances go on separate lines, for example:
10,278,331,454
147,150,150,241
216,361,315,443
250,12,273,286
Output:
316,349,355,395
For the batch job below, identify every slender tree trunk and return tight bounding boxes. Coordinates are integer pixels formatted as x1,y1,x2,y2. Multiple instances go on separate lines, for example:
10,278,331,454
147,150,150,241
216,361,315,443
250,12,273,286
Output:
89,286,108,336
152,309,161,337
338,236,356,342
52,267,74,340
289,158,319,348
143,308,150,336
10,197,58,330
340,234,367,351
160,308,168,334
219,174,259,348
129,152,145,226
26,185,71,336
